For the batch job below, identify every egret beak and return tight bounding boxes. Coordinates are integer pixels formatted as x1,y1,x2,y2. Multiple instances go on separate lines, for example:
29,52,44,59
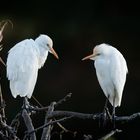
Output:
50,47,59,59
82,53,96,61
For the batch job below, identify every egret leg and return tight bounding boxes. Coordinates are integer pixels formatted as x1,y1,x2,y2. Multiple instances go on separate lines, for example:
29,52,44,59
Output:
22,97,30,109
102,98,108,127
104,95,112,117
112,96,116,129
104,97,108,112
100,96,111,128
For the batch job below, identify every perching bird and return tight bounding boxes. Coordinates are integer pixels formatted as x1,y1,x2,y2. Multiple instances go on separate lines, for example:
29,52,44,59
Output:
82,43,128,120
7,34,59,99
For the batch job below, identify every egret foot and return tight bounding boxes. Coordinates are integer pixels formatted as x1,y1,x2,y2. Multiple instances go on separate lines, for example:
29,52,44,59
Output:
111,104,116,129
99,97,112,128
22,97,30,109
99,107,111,128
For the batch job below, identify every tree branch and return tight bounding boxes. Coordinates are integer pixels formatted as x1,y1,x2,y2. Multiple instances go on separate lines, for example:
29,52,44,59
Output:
47,110,140,123
0,84,8,137
0,114,19,140
98,129,122,140
54,93,72,108
28,93,72,112
0,131,8,140
115,112,140,122
22,109,36,140
28,116,73,136
41,102,56,140
10,112,21,136
48,110,99,120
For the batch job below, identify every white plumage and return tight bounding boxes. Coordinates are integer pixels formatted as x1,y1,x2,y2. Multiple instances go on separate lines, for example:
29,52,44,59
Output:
7,34,59,98
82,43,128,107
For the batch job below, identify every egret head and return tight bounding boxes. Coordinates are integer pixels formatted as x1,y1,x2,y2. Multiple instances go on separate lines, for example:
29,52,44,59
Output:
82,43,113,61
35,34,59,59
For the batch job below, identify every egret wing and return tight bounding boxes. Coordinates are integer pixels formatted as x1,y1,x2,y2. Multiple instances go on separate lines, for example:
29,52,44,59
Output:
7,39,39,98
95,59,114,103
110,50,128,107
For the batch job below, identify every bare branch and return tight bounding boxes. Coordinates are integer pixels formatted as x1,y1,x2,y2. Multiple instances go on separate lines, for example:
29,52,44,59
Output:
47,110,140,124
10,112,21,135
0,21,8,42
41,102,56,140
83,134,93,140
28,116,73,136
0,131,8,140
98,129,122,140
0,114,19,140
54,93,72,108
22,109,36,140
0,84,8,137
0,20,13,41
0,57,6,66
28,106,49,112
28,93,72,112
48,110,99,120
115,112,140,123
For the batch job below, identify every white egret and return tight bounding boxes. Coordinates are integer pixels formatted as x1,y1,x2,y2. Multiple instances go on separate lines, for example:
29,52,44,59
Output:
7,34,59,99
82,43,128,122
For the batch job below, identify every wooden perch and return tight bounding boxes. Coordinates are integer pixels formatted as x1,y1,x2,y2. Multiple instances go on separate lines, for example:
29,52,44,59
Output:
47,110,140,123
41,102,56,140
22,109,36,140
0,88,140,140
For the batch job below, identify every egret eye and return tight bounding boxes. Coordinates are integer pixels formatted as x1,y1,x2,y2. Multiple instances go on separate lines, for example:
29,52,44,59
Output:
47,43,51,50
96,53,100,56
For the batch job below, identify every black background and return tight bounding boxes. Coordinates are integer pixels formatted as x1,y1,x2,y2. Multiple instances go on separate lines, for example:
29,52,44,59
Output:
0,0,140,139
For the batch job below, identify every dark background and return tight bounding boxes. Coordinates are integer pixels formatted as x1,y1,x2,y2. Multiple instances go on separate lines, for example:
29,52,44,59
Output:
0,0,140,139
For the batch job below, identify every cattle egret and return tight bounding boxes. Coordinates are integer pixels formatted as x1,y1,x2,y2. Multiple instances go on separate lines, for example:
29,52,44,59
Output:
7,34,59,99
82,43,128,121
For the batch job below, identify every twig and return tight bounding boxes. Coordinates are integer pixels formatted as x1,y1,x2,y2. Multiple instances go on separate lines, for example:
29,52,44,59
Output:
0,57,6,66
10,112,21,135
0,21,8,42
98,129,122,140
0,20,6,66
32,96,43,108
54,93,72,108
29,95,73,138
0,131,9,140
83,134,93,140
0,114,19,140
54,93,73,134
28,93,72,112
56,121,69,133
0,84,8,137
28,116,73,135
28,106,49,112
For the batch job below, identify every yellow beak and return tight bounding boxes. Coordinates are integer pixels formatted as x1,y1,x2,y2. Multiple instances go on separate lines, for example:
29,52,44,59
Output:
82,53,96,61
50,47,59,59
